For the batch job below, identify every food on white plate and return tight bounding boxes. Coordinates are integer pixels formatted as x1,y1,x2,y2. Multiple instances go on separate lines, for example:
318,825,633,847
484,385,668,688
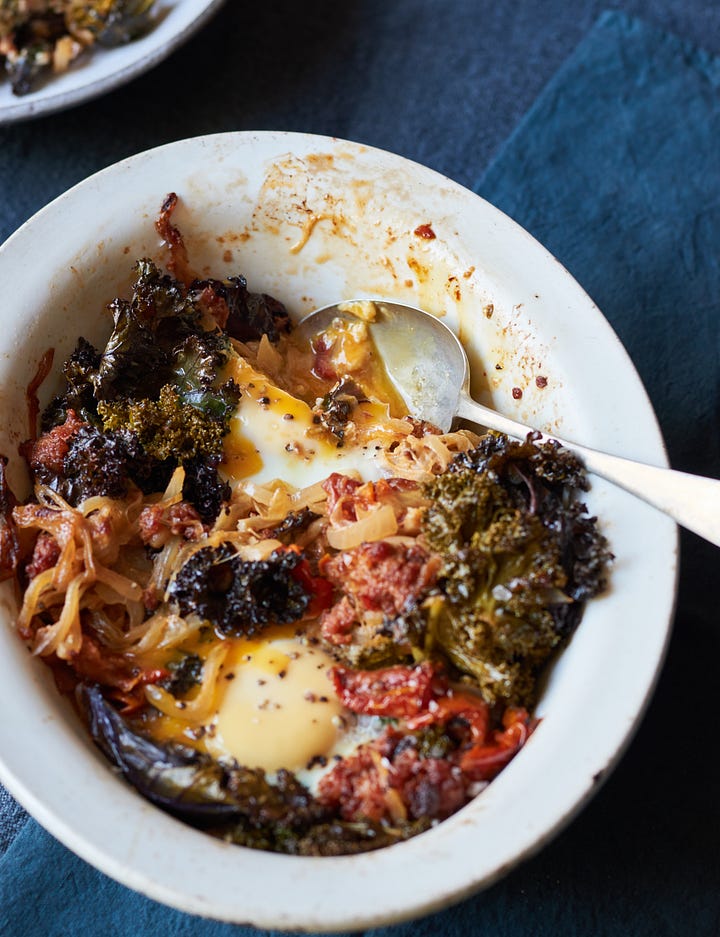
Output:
0,0,155,96
0,194,612,855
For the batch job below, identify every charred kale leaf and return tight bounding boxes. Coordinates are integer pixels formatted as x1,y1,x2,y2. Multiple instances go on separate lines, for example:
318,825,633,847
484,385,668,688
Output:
32,260,272,510
98,385,232,462
181,455,230,524
42,338,102,430
36,261,291,509
33,423,174,507
265,506,320,544
315,379,365,445
450,430,590,495
92,259,203,403
422,433,612,707
168,545,311,635
81,262,241,464
57,424,131,503
116,430,175,495
161,653,203,696
190,275,291,344
40,261,240,432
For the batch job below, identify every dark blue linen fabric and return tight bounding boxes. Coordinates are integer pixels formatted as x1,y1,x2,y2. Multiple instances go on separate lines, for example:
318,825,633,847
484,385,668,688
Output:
2,10,720,936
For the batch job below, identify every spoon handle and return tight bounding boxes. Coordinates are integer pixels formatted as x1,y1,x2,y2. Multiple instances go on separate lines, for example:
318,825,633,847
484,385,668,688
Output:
456,392,719,546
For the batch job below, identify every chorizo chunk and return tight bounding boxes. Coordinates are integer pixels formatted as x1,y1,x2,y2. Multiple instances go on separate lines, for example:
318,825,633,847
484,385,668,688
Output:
322,540,440,619
27,409,85,474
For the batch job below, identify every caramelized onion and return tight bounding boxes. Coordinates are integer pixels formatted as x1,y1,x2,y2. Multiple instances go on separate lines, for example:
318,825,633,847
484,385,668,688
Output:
327,503,398,550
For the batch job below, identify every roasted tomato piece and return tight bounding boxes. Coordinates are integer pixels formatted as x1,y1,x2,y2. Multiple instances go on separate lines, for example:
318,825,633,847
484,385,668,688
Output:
289,557,334,617
459,707,533,780
329,660,445,718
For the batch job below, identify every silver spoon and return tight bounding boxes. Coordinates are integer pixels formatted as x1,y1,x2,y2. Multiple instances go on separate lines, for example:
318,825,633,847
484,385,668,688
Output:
298,299,720,547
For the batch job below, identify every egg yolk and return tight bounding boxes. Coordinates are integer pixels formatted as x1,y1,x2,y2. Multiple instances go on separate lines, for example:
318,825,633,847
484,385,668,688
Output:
206,636,345,773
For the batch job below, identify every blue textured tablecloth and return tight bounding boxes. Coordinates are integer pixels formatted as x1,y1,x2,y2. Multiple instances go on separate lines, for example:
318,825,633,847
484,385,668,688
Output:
2,6,720,936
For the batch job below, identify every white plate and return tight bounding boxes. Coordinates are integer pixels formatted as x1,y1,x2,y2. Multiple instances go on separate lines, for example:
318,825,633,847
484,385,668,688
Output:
0,1,225,124
0,132,678,931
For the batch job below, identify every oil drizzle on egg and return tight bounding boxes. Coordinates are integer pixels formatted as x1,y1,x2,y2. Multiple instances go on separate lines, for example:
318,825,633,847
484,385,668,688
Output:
221,354,388,487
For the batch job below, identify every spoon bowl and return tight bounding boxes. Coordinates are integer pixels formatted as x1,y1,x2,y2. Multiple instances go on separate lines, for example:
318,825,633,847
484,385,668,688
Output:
300,299,720,547
297,300,468,432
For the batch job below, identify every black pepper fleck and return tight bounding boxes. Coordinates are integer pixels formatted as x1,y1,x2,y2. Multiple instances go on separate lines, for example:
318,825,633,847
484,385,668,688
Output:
306,754,328,770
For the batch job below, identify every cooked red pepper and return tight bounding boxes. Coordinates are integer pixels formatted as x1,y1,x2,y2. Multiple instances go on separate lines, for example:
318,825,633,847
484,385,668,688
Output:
288,557,334,617
406,691,533,780
405,689,490,745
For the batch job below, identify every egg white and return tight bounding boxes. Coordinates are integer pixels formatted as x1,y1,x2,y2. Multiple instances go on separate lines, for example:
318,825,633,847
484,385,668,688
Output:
221,353,390,488
202,632,382,790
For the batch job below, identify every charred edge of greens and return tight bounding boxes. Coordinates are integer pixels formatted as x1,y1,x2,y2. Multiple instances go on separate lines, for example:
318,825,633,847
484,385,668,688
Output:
325,604,429,671
314,379,367,446
168,545,311,637
31,257,288,519
42,337,101,431
189,275,291,345
223,818,432,856
79,683,428,855
265,507,320,544
418,432,612,707
97,385,232,462
160,652,204,696
181,455,230,526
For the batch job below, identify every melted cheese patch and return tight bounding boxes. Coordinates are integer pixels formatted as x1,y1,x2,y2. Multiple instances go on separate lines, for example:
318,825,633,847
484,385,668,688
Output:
206,636,345,773
222,354,388,487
